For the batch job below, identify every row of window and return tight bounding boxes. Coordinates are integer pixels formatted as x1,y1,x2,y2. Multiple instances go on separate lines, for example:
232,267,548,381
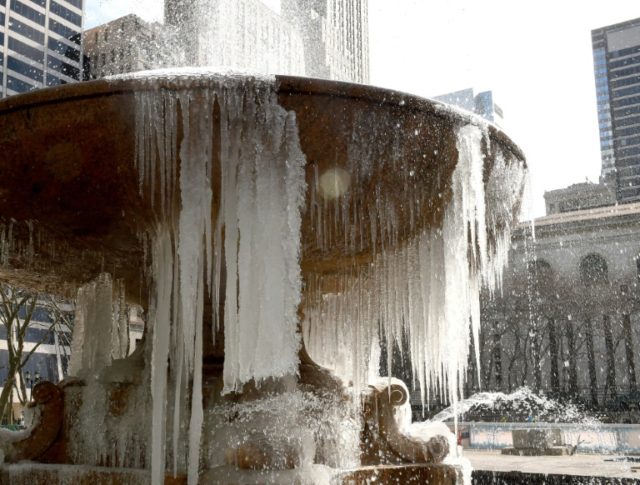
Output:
50,1,81,27
7,54,42,81
611,76,640,89
614,105,640,119
11,0,45,27
9,0,80,27
64,0,82,9
0,350,61,385
48,36,80,62
529,254,610,287
616,165,640,179
618,135,640,147
616,115,640,128
5,13,81,46
0,325,58,345
616,125,640,137
9,35,45,63
616,147,640,158
609,54,640,70
612,84,640,99
609,44,640,59
612,94,640,109
7,74,36,93
610,64,640,80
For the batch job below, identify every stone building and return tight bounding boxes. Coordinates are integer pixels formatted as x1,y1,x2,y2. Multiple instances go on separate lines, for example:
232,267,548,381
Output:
475,202,640,409
83,14,181,80
544,181,616,215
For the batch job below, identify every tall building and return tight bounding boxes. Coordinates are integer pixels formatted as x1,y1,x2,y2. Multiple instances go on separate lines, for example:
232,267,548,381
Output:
165,0,306,77
592,17,640,203
433,88,504,128
164,0,369,83
0,0,84,98
282,0,370,83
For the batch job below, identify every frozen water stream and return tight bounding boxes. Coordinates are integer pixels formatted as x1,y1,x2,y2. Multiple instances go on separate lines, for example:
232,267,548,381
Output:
135,75,307,484
59,71,527,484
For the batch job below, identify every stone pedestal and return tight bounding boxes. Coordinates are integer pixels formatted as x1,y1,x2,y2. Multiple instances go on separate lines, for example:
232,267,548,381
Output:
501,428,574,456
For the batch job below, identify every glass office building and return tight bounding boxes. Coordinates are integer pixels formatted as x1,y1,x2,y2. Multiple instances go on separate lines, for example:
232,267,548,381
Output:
0,0,83,98
592,17,640,203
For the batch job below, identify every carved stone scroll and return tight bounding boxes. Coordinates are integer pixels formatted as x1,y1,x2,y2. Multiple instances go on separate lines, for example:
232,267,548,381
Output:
4,382,64,463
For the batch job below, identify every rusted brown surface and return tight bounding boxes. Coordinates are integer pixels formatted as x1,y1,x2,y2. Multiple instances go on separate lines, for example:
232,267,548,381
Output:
0,464,154,485
5,382,64,463
0,75,525,303
339,464,460,484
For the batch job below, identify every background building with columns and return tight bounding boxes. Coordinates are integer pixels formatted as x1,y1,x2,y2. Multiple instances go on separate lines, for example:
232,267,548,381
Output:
475,202,640,411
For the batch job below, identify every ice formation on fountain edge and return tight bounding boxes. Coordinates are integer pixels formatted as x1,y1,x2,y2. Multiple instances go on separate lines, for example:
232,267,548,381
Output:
65,72,525,484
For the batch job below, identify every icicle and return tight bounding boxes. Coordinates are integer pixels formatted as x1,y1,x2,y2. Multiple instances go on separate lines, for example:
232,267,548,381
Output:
133,74,308,480
68,273,114,378
149,227,173,485
302,122,526,414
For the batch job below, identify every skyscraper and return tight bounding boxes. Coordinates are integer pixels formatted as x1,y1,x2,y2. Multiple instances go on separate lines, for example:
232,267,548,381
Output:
165,0,305,77
592,17,640,203
433,88,504,128
0,0,84,98
164,0,369,84
282,0,370,84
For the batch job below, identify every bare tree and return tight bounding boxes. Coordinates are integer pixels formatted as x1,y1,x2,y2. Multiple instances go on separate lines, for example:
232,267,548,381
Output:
0,284,73,423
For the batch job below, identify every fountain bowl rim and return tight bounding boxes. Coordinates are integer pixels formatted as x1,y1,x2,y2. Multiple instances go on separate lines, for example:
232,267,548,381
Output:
0,72,526,164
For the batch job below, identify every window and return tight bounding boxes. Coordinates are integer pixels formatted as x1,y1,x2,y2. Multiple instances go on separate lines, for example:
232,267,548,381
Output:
7,56,43,82
47,56,81,79
24,327,55,345
6,75,37,93
10,1,46,26
21,353,59,384
9,18,45,44
9,37,45,64
580,253,608,286
50,1,82,27
48,19,81,44
48,37,81,63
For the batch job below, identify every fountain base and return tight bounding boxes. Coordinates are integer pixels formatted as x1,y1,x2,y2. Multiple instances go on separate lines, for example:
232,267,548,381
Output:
0,463,461,485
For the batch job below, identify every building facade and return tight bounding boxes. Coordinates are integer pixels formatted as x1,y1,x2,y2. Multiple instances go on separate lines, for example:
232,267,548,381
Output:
164,0,369,83
477,203,640,409
433,88,504,127
282,0,370,83
165,0,305,77
83,14,180,80
544,181,616,215
0,0,84,98
592,17,640,202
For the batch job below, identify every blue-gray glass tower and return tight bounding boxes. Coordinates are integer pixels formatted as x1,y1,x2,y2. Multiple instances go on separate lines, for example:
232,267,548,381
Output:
592,17,640,203
0,0,83,98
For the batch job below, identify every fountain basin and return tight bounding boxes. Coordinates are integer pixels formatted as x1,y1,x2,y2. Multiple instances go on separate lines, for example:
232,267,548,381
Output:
0,73,524,300
0,72,526,484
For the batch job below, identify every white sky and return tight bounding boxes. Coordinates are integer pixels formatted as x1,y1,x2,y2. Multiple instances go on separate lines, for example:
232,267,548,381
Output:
86,0,640,216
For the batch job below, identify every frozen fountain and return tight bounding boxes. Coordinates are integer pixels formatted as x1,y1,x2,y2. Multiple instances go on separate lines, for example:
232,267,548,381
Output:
0,69,526,484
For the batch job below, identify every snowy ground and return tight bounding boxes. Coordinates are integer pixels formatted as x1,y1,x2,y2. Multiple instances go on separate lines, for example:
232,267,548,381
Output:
465,450,640,479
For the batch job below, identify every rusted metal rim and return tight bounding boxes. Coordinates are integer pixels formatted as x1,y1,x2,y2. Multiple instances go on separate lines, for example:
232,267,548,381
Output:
0,73,526,165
